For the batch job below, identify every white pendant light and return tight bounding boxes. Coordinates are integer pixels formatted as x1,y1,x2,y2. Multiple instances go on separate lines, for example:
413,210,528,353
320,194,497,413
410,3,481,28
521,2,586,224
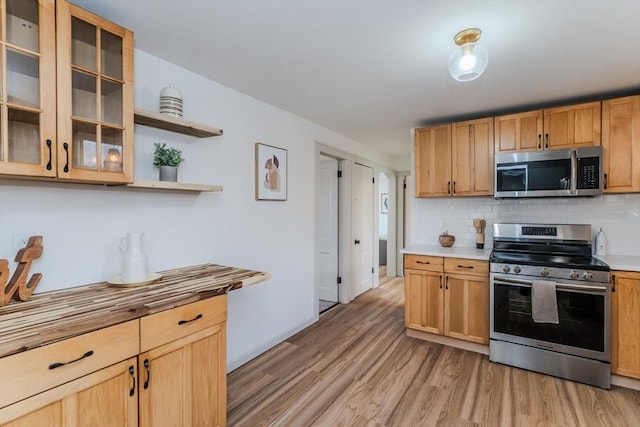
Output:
448,28,488,82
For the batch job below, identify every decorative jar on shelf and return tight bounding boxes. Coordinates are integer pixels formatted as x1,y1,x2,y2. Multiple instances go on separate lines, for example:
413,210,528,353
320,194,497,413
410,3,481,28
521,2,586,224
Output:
159,84,183,118
439,232,455,247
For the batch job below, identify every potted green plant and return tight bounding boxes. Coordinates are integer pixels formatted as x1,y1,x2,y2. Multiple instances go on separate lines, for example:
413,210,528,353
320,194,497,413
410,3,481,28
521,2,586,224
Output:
153,142,185,182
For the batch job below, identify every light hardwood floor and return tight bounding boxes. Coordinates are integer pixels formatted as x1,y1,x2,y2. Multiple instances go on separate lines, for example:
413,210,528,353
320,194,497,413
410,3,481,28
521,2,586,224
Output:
228,275,640,426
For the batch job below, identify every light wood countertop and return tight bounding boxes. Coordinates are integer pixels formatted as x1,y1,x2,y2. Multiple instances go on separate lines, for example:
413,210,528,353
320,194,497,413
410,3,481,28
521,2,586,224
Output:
401,245,491,261
0,264,270,358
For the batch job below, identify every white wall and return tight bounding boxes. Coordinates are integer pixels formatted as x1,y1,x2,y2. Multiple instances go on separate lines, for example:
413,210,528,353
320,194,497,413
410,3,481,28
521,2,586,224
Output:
0,49,396,371
409,193,640,256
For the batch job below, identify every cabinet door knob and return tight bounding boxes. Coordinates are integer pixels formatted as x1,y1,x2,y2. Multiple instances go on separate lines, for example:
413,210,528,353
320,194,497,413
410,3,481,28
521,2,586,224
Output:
545,133,549,149
453,181,456,195
538,134,542,150
354,239,360,245
439,274,443,289
447,182,451,195
445,275,449,290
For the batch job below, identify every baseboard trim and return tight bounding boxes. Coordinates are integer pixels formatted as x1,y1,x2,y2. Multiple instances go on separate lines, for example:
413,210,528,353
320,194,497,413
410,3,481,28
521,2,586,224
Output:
612,374,640,391
406,328,640,391
406,328,489,355
227,316,316,372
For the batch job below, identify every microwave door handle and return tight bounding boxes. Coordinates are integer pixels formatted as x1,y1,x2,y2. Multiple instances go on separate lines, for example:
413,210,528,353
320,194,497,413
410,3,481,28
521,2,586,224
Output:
570,150,578,194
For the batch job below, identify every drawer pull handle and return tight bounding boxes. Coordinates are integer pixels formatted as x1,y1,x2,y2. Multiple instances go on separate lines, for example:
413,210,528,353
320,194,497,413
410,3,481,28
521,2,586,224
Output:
439,274,443,289
416,260,430,265
143,359,150,389
48,350,94,370
178,313,203,325
445,275,449,290
129,365,136,396
457,265,474,269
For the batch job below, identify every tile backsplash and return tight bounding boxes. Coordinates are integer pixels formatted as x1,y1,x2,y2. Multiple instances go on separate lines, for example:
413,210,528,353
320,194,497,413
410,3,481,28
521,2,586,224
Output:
411,194,640,256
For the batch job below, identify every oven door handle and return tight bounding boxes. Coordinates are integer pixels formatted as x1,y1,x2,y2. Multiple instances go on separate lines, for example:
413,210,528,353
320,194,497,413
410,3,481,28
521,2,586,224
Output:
493,277,607,293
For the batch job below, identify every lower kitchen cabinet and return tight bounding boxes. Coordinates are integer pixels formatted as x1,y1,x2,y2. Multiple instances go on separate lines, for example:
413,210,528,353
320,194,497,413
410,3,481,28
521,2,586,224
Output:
611,270,640,379
0,295,228,427
444,273,489,344
405,268,443,334
404,255,489,345
138,324,226,427
0,357,138,427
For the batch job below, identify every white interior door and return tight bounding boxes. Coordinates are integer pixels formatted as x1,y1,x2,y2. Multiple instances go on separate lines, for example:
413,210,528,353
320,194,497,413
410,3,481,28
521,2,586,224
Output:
318,156,339,302
352,163,374,299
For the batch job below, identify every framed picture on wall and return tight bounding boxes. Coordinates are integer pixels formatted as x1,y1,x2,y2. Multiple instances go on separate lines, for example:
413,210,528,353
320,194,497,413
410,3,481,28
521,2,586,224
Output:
381,193,389,214
255,143,288,201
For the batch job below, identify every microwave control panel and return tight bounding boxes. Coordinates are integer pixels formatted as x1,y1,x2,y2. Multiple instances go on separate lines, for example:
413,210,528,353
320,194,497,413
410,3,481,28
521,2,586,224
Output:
577,157,599,189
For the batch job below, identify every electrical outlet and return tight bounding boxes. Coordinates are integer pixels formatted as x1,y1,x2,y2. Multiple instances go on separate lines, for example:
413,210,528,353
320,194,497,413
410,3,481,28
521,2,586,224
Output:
12,233,34,254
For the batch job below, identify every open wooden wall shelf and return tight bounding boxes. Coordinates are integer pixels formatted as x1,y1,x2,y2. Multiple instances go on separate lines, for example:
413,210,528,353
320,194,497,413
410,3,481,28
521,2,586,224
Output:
124,180,223,193
134,109,223,138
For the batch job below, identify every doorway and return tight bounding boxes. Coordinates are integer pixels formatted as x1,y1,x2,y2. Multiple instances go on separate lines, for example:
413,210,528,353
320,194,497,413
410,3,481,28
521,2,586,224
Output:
317,155,340,313
378,172,390,280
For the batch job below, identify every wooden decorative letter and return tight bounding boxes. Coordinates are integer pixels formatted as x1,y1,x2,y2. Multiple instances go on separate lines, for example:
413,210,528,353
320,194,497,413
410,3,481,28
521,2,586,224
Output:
0,236,44,307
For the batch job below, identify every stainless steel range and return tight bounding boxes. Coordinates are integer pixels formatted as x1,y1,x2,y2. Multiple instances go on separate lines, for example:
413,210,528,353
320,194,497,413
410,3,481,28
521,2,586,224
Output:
489,223,611,389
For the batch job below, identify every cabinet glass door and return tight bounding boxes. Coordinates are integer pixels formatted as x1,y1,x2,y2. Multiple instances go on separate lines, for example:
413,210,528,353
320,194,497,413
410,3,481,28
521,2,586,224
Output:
56,0,133,183
0,0,56,177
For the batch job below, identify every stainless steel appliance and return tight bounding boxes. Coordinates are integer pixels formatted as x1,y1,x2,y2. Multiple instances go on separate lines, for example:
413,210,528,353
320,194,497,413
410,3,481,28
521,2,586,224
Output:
494,146,603,198
489,223,611,388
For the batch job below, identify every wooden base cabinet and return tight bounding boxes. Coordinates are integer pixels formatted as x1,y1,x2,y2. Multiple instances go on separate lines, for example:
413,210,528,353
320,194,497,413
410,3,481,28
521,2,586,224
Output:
139,325,226,427
404,255,489,345
611,271,640,379
0,357,138,426
0,296,228,427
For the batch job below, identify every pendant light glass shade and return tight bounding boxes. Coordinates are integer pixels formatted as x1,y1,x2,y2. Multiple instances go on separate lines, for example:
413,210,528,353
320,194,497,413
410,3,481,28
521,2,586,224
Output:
448,28,488,82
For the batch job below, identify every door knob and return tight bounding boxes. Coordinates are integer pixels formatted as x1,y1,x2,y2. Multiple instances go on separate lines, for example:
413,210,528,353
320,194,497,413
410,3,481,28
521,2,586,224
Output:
354,239,360,245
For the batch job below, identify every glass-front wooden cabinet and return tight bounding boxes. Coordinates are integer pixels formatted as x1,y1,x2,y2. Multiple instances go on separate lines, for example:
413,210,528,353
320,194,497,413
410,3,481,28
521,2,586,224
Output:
0,0,56,178
56,0,133,183
0,0,133,183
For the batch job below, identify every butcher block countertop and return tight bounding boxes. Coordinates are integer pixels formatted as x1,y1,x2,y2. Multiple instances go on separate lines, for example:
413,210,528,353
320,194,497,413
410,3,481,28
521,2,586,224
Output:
0,263,270,359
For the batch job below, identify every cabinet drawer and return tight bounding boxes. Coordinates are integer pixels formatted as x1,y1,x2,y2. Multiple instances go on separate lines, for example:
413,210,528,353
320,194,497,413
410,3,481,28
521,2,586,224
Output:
404,254,443,272
0,320,139,409
444,258,489,277
140,295,227,352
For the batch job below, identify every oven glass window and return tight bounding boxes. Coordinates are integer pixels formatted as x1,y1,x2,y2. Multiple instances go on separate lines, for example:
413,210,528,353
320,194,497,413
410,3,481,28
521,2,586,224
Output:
493,283,604,352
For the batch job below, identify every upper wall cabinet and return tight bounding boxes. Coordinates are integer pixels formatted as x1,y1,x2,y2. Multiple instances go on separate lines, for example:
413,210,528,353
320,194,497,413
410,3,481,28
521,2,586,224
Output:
56,0,134,183
0,0,56,178
495,101,601,154
0,0,134,184
415,117,494,198
602,95,640,193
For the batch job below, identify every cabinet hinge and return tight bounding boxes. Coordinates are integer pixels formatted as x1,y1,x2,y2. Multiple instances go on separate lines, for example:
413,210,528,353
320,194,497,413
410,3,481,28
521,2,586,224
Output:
337,170,342,178
337,276,342,284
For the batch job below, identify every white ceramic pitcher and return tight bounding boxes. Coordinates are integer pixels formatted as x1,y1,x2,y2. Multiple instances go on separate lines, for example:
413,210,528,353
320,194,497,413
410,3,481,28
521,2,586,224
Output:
119,232,148,283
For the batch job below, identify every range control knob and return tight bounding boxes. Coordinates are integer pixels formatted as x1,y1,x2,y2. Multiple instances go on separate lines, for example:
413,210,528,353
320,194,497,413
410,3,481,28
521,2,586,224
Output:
540,268,550,277
513,266,521,274
569,270,580,280
502,265,511,273
583,272,594,280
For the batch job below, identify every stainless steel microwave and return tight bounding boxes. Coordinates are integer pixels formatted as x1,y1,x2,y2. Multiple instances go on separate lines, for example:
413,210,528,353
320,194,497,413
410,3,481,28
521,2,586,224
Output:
494,146,603,198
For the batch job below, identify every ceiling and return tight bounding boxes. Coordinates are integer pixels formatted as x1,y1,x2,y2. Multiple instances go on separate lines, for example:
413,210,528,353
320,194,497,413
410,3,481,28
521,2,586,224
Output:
71,0,640,160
